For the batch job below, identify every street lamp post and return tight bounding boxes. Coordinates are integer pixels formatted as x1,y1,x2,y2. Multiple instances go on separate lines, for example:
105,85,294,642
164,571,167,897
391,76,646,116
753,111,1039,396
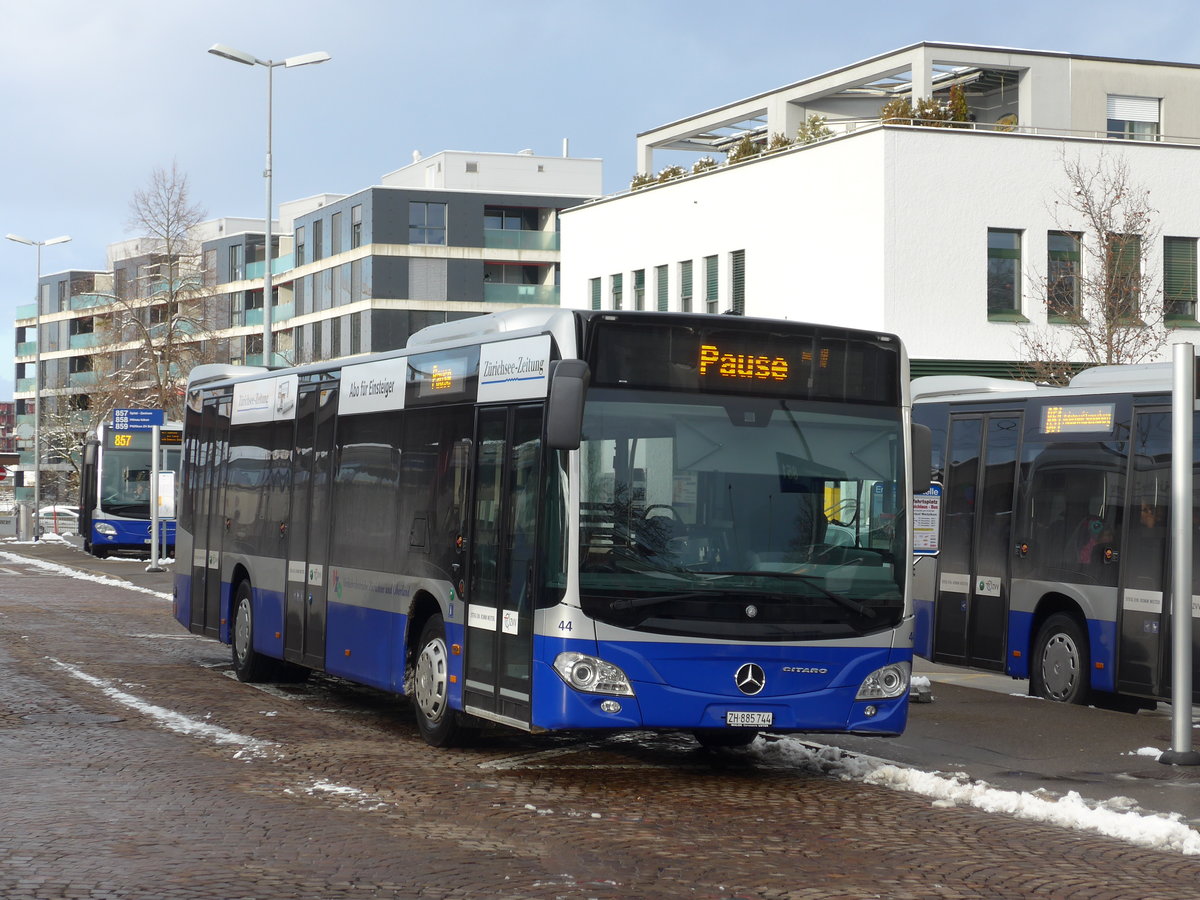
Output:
6,233,71,539
208,43,331,367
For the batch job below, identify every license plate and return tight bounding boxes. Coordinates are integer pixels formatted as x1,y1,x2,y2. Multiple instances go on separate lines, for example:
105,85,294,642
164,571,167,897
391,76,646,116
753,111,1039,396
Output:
726,711,773,727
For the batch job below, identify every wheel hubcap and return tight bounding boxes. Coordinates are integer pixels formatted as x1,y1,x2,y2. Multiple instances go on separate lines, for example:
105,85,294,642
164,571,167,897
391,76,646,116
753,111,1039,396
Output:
1041,632,1079,700
415,637,449,723
234,597,251,662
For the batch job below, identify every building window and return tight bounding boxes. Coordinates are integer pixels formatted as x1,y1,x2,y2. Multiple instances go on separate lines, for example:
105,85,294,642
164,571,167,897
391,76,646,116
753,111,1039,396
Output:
312,321,323,360
987,229,1022,316
611,273,623,310
1107,232,1141,320
313,219,324,260
656,265,668,311
1107,94,1160,141
228,243,244,283
410,201,447,245
57,280,67,311
295,226,306,266
350,313,362,355
351,205,362,249
705,255,718,313
680,260,693,312
331,211,343,255
331,316,342,358
633,269,645,310
1164,236,1197,320
1047,231,1080,319
730,250,745,315
589,277,601,310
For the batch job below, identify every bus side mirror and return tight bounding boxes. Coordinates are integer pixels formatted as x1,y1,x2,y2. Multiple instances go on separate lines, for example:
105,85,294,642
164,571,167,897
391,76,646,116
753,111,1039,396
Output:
546,359,590,451
911,422,932,494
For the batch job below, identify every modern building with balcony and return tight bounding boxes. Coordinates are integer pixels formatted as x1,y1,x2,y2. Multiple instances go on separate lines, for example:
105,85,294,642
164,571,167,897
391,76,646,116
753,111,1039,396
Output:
202,148,602,366
561,42,1200,376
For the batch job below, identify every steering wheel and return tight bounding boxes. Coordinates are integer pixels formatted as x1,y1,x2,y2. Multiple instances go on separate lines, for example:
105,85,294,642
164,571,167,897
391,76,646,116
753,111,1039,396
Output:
642,504,682,521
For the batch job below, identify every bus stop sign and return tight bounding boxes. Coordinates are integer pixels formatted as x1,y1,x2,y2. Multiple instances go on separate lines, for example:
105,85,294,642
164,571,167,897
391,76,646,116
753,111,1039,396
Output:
112,408,165,431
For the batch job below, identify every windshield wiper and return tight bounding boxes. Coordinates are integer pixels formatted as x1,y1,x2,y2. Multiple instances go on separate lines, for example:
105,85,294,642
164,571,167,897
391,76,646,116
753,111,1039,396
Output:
607,591,718,611
709,572,876,619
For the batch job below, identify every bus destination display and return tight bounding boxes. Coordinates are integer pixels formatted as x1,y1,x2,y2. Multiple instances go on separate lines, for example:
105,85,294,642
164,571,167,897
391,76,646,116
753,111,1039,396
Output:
1041,403,1116,434
107,429,182,450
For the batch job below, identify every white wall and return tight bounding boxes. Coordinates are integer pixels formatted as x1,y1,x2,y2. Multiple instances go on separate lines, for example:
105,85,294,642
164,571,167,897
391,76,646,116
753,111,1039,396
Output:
564,125,1200,366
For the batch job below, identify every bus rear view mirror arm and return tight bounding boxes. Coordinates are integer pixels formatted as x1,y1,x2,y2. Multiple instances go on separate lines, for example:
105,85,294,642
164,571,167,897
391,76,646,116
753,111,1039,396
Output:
911,422,932,494
546,360,591,451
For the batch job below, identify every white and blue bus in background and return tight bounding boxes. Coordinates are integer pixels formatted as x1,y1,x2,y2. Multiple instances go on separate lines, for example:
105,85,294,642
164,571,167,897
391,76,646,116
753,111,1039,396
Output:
173,308,930,748
80,422,181,558
912,363,1200,711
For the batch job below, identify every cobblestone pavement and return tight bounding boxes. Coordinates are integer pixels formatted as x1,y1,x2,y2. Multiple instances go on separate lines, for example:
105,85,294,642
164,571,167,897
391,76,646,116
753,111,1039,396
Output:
2,546,1200,898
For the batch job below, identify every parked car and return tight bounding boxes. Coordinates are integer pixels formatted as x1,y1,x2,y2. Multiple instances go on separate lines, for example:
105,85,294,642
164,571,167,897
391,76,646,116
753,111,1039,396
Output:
38,506,79,537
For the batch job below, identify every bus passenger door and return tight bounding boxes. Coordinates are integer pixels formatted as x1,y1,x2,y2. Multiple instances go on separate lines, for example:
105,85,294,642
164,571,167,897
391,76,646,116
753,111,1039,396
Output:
934,412,1020,670
463,405,542,728
284,384,337,670
1119,408,1171,697
191,395,230,638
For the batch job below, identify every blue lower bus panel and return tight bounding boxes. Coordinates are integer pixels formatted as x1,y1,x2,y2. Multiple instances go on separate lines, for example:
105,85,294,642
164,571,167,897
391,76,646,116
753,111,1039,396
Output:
531,636,911,736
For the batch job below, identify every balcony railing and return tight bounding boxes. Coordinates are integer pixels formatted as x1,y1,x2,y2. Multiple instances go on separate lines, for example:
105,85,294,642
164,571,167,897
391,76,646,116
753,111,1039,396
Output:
69,332,103,349
16,341,35,357
68,371,99,387
16,303,35,320
245,253,296,280
483,229,560,252
16,378,34,393
483,283,560,305
70,293,112,311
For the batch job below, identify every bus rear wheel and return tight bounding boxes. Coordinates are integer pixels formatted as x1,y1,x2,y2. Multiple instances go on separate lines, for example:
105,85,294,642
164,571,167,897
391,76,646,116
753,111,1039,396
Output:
413,614,470,747
1031,613,1090,704
232,580,274,683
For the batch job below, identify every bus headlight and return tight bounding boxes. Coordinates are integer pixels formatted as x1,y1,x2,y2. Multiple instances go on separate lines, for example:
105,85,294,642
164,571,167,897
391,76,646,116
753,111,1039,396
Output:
553,652,635,696
856,662,910,700
95,523,117,537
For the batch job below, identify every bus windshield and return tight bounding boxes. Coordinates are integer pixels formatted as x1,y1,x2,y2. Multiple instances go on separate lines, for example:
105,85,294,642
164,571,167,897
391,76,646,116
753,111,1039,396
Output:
578,389,905,641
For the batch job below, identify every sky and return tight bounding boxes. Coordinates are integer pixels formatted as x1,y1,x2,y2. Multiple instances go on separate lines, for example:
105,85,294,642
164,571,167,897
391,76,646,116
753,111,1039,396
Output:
4,0,1200,400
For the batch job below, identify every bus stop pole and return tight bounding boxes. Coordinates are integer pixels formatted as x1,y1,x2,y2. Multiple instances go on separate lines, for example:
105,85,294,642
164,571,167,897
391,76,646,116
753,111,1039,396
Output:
146,425,165,574
1161,343,1200,766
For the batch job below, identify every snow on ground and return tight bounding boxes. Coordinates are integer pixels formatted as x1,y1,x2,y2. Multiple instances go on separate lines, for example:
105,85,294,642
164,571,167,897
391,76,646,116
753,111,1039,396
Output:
754,737,1200,856
0,548,171,600
49,658,276,760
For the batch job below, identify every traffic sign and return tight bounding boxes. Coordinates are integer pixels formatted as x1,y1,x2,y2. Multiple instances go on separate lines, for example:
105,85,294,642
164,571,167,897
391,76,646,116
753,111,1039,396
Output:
112,408,165,431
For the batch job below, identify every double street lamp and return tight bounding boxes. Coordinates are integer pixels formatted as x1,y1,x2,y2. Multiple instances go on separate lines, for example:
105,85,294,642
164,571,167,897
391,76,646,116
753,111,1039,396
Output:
208,43,331,366
6,232,71,539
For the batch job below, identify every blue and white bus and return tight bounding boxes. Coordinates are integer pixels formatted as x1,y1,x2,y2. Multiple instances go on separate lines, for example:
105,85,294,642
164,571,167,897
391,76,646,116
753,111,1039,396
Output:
80,422,181,558
174,308,929,747
912,363,1200,709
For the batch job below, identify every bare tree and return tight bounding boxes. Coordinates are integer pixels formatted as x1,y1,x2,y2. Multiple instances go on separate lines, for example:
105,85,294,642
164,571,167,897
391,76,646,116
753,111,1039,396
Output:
1019,150,1167,383
90,162,223,421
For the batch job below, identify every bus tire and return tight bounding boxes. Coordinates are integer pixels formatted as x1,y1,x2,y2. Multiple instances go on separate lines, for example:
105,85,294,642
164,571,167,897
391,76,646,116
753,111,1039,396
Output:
231,580,274,683
413,614,468,747
693,729,759,750
1031,613,1090,704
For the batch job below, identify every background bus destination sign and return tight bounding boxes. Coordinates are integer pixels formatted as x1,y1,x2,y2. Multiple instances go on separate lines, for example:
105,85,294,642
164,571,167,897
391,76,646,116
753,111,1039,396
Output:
1041,402,1116,434
111,408,165,431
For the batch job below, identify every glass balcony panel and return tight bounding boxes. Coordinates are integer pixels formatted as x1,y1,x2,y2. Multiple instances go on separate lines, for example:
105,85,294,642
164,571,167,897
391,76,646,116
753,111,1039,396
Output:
70,293,110,311
16,378,34,392
68,372,99,387
69,333,103,349
483,229,560,252
16,341,36,357
273,302,294,323
16,303,36,319
483,283,560,305
244,309,264,327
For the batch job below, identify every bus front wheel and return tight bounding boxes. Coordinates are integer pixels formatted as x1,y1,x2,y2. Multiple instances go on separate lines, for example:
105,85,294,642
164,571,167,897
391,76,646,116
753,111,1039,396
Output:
1031,613,1090,704
413,614,470,747
232,580,274,683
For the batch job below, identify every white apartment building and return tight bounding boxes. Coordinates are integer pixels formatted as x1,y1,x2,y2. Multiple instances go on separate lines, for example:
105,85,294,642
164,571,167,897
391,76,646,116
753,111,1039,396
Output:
561,42,1200,376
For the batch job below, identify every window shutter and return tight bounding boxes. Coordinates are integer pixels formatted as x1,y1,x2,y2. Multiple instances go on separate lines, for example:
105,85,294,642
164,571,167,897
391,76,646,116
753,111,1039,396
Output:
1107,95,1159,123
731,250,745,314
